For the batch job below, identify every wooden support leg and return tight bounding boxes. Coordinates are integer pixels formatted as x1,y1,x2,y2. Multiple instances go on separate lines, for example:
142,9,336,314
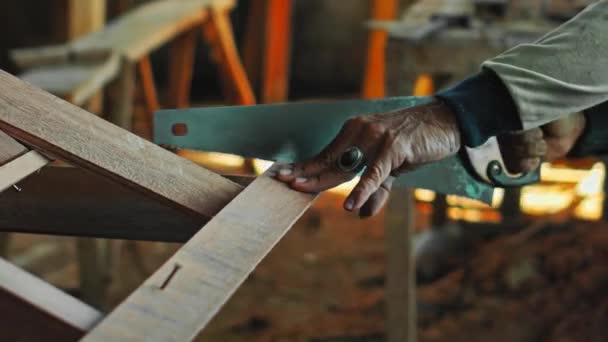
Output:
77,238,113,309
242,0,266,92
261,0,293,103
108,61,136,130
386,188,416,342
362,0,398,99
167,29,198,109
203,8,256,105
138,55,160,137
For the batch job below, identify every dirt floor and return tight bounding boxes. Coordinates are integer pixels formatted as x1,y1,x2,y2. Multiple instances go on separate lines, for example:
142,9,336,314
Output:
6,188,608,341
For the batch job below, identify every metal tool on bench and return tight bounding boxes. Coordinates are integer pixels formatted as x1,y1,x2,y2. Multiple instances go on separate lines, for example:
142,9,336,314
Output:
154,97,540,205
402,0,473,42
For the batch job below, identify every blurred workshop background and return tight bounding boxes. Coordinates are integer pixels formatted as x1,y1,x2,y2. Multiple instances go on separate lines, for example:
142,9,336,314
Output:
1,1,607,341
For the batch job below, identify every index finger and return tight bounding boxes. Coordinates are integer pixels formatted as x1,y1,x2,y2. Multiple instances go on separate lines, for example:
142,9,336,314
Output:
276,117,363,182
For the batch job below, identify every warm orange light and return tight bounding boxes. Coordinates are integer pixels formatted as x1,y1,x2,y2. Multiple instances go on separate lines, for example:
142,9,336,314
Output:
520,185,575,215
519,162,605,220
328,177,360,196
415,189,436,202
576,163,605,196
541,162,589,183
177,150,245,168
252,159,274,174
413,74,435,96
574,194,604,221
446,195,491,209
447,207,501,223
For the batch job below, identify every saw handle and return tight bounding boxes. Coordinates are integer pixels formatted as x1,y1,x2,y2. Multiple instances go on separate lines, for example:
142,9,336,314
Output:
485,160,540,187
464,137,541,187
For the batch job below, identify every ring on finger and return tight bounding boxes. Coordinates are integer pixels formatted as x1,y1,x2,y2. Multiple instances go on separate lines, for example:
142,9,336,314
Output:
336,146,365,173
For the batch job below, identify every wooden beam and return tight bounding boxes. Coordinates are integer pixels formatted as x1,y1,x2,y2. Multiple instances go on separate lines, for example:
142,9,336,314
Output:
0,258,101,341
167,29,198,109
83,166,317,341
13,0,236,67
18,53,120,107
261,0,293,103
385,188,417,342
0,70,242,219
137,55,160,138
362,0,399,99
242,0,266,92
107,61,136,130
0,150,50,194
0,167,253,242
203,7,256,105
73,0,235,62
64,0,107,40
0,130,28,165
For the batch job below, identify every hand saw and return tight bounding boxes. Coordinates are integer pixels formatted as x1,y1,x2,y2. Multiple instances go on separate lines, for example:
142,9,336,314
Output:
153,96,540,205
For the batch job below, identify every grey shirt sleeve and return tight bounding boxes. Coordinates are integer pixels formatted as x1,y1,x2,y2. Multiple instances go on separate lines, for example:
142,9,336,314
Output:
482,0,608,130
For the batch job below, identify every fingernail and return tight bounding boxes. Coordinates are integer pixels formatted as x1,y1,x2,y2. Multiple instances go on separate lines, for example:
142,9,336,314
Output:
344,199,354,211
279,168,293,176
295,177,308,184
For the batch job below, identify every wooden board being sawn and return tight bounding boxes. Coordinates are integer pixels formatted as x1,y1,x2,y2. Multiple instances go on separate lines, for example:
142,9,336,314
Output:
0,70,241,219
84,166,317,341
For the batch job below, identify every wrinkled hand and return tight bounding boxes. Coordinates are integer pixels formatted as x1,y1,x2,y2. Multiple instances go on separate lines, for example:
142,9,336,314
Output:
275,100,461,217
498,112,586,174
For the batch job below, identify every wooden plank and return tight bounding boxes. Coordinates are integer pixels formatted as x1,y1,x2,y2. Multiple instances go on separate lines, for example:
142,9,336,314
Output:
362,0,398,99
0,150,50,193
0,130,28,165
12,0,235,67
0,258,101,341
83,165,317,341
19,53,120,107
262,0,293,103
11,45,71,70
77,237,113,309
167,29,198,109
64,0,107,40
385,188,417,342
203,7,256,105
0,167,253,242
0,70,242,219
73,0,235,62
138,56,160,138
107,61,136,129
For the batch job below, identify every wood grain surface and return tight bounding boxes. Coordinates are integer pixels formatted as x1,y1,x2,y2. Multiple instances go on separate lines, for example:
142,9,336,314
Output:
0,70,242,218
0,258,101,341
84,166,317,341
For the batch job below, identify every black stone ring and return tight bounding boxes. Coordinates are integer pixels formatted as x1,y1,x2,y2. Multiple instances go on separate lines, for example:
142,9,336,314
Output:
337,146,365,173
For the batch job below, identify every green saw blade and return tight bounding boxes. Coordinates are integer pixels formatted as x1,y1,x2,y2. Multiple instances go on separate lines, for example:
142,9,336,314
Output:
154,96,495,204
